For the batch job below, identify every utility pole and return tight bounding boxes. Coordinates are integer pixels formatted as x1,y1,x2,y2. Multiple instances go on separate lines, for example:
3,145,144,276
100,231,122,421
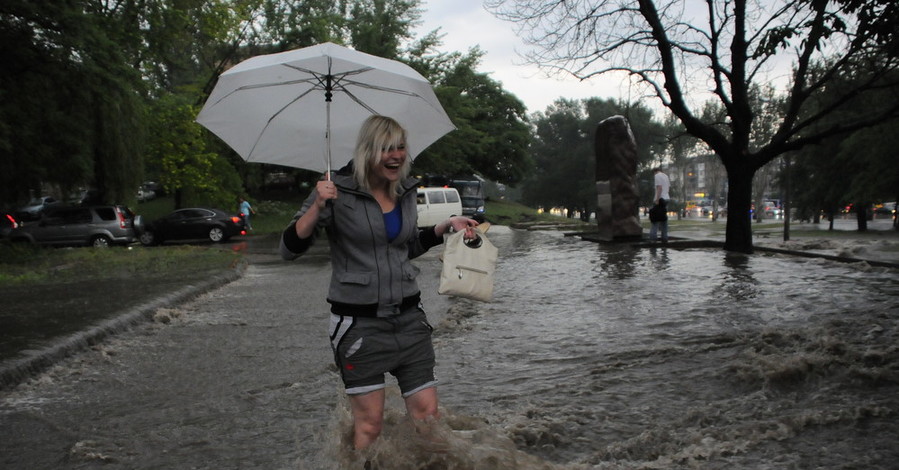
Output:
783,154,791,241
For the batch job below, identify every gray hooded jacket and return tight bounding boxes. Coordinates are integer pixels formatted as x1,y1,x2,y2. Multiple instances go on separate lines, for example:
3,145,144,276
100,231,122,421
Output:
280,167,442,317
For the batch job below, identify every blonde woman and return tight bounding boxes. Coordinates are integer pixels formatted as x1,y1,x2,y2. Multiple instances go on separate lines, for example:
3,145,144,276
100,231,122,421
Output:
280,115,477,451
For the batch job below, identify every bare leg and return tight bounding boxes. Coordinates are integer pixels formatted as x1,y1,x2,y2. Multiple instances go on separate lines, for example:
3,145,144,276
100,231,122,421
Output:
404,386,439,420
349,389,386,449
403,387,447,451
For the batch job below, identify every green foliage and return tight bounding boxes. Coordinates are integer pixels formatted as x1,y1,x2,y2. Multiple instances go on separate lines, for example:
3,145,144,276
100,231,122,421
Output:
350,0,420,57
147,94,242,209
790,66,899,217
410,48,533,186
0,0,146,205
522,98,664,213
260,0,343,49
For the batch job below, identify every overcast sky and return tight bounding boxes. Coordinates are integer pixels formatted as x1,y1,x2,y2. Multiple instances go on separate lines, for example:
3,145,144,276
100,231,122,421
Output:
414,0,627,114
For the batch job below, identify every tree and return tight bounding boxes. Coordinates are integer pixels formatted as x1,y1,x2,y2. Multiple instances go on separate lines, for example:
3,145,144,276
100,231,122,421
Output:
408,46,533,186
487,0,899,252
790,66,899,229
523,98,664,215
147,94,242,209
524,99,589,213
0,0,146,205
349,0,421,58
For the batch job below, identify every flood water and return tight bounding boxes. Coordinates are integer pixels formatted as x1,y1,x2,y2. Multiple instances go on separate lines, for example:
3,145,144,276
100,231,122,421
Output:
2,227,898,469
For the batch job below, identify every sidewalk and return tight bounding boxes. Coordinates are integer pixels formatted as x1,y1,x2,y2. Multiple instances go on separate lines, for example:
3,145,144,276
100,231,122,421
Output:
669,216,899,268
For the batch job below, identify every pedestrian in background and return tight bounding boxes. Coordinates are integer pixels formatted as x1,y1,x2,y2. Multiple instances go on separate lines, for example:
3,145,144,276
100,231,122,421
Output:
239,196,256,230
650,167,670,242
279,115,478,454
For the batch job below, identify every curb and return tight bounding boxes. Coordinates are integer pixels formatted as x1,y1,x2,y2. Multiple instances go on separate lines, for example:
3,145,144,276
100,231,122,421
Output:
0,261,248,391
576,233,899,269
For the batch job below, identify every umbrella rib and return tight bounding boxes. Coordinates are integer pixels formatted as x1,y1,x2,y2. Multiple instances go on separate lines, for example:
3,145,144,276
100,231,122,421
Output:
210,77,320,107
245,87,318,162
338,79,423,99
283,64,422,100
341,89,379,115
285,64,374,82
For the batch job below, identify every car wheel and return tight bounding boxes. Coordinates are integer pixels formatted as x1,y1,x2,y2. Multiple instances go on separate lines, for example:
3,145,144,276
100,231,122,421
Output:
208,226,225,243
91,235,111,248
139,230,157,246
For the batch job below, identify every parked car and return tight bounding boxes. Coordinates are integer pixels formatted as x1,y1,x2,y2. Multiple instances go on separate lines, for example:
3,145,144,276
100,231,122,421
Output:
136,186,156,202
761,201,782,218
136,182,159,202
874,202,896,215
7,205,139,247
1,212,20,239
138,208,246,245
460,196,486,218
16,196,61,220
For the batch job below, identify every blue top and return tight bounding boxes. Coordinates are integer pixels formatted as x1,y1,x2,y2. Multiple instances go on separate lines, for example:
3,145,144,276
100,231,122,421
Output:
383,204,402,242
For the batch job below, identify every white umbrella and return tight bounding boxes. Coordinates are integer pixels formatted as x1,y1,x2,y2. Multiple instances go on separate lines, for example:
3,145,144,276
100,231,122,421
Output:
196,42,455,175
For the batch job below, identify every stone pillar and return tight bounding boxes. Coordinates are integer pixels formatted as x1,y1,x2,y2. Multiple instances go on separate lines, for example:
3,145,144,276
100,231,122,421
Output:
594,115,642,241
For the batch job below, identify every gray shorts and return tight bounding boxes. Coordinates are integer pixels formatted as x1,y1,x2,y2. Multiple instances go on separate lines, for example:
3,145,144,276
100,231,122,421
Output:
328,307,437,397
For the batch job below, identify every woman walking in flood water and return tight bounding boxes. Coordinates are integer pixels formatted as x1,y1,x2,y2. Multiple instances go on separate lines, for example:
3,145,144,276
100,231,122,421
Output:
279,115,478,456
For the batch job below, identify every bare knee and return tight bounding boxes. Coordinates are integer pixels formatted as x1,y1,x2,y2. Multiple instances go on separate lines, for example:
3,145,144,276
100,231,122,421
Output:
409,400,438,420
405,387,439,421
350,390,386,449
354,414,383,449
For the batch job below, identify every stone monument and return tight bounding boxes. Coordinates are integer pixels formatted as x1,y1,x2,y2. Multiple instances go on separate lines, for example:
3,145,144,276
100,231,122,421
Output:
594,115,642,241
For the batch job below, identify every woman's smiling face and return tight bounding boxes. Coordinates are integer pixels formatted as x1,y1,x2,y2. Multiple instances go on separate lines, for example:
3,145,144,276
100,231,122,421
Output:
370,142,407,186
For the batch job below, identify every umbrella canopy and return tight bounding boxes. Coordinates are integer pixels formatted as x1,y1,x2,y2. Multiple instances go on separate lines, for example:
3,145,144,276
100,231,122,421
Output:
196,42,455,174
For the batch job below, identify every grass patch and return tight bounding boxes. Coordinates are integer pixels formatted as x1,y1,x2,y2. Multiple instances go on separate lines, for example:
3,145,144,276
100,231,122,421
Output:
0,243,243,362
0,243,240,284
485,199,589,228
251,198,304,234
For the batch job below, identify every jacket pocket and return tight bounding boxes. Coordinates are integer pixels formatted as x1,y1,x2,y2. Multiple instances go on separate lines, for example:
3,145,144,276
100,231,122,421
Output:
336,271,371,286
402,262,421,280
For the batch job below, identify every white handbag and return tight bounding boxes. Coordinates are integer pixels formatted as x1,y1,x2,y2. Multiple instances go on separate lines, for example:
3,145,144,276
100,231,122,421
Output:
438,227,497,302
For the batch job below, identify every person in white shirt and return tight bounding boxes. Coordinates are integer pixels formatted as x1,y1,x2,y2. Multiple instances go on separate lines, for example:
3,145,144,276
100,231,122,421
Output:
650,167,671,242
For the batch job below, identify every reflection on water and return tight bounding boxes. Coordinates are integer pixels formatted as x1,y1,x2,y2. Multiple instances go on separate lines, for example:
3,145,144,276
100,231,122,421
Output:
597,245,640,280
719,252,760,301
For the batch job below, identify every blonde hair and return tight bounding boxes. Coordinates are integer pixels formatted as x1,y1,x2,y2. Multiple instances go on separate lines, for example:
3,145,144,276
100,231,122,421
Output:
353,115,411,196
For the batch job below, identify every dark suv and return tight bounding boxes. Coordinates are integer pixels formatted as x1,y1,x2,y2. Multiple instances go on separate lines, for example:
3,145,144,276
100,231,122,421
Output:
8,205,139,247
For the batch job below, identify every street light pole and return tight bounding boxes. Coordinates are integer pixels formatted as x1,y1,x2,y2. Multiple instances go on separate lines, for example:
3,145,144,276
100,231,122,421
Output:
783,153,791,242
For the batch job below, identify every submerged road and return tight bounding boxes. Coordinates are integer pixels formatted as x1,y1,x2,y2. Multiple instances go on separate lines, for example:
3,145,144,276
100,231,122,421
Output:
0,236,453,469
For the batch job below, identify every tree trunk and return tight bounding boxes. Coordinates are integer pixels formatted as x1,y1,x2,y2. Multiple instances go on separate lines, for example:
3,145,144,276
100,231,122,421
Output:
724,167,755,253
856,202,868,231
